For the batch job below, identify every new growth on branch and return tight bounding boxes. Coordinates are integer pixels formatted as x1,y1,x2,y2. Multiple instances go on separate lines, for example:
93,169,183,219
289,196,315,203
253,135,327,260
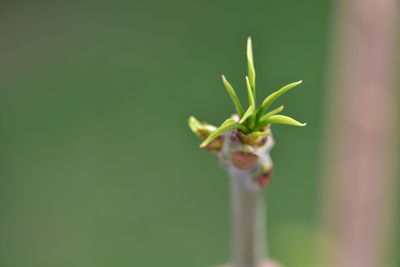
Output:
189,37,306,166
187,37,307,267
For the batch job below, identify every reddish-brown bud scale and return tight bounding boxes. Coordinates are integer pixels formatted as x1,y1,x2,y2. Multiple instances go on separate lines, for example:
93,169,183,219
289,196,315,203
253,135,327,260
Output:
254,169,273,188
231,151,259,170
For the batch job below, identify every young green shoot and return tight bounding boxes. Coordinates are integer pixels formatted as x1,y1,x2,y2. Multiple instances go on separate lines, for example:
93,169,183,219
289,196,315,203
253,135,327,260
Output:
189,37,306,148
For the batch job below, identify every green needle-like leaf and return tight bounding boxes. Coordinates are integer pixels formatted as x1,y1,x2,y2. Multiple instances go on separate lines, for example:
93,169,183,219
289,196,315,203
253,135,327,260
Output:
222,75,244,116
246,76,255,108
259,114,306,128
259,105,284,121
246,76,256,129
200,119,248,148
247,37,256,93
258,80,302,116
240,105,255,124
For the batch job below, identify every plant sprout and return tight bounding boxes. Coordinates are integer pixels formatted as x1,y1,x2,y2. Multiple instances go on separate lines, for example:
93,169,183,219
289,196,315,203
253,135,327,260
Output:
188,37,306,267
189,37,305,151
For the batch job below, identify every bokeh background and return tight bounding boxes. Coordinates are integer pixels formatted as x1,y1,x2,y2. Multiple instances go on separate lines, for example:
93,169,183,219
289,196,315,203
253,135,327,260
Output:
0,1,397,267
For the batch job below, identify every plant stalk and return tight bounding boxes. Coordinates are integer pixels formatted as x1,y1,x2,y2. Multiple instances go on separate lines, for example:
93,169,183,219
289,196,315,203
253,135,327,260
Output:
322,0,399,266
229,168,266,267
218,129,273,267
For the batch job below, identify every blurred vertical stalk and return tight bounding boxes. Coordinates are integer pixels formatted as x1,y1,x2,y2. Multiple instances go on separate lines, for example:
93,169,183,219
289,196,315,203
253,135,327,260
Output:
322,0,399,267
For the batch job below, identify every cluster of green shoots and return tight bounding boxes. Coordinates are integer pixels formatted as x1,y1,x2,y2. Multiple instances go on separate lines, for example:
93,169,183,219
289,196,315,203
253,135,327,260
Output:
189,37,306,148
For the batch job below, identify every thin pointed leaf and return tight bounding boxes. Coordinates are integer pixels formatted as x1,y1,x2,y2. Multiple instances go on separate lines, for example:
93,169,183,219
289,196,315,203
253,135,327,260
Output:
245,76,256,129
239,105,255,123
258,80,302,116
246,76,255,107
260,115,306,127
222,75,244,116
259,105,284,121
247,37,256,92
247,37,254,65
200,119,248,148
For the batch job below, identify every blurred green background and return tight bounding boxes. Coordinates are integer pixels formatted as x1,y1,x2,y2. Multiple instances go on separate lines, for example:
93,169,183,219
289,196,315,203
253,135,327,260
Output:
1,1,395,267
